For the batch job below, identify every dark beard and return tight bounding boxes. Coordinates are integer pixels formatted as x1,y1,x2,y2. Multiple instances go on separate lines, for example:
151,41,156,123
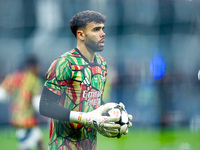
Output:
85,35,104,52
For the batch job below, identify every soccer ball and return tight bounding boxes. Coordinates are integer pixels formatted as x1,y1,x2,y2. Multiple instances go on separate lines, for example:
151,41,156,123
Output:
102,103,129,125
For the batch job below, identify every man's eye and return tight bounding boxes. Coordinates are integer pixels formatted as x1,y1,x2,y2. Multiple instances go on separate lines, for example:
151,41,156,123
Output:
94,28,99,31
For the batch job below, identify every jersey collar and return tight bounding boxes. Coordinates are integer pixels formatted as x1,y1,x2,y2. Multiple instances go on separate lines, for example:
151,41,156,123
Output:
75,48,98,65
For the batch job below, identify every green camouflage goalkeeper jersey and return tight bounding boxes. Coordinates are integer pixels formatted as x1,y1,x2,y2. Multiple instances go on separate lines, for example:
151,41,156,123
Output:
44,48,107,150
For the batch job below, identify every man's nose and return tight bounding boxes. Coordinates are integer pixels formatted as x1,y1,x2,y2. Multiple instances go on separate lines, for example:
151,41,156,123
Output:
101,30,106,38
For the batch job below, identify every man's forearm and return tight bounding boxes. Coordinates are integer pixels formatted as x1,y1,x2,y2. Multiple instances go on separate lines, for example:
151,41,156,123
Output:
39,87,70,121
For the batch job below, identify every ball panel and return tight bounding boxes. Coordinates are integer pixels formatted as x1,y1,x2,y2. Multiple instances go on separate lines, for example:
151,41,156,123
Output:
102,104,129,125
121,111,129,124
108,108,121,118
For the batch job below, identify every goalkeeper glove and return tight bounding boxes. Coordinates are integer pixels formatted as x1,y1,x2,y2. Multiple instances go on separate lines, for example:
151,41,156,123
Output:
117,102,133,138
70,103,121,138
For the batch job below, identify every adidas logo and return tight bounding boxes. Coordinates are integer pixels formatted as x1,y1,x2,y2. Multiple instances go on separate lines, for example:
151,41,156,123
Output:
81,77,90,85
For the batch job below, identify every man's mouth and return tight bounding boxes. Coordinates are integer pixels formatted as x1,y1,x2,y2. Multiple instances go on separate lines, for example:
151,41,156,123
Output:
99,39,105,46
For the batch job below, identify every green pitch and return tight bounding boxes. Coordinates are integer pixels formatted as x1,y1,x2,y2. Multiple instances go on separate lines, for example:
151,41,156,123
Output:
0,127,199,150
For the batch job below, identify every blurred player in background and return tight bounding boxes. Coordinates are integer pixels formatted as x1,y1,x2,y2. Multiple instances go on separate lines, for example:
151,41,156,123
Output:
39,10,132,150
0,55,45,150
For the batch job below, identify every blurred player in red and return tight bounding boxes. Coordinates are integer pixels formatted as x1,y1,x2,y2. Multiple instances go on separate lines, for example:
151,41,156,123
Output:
39,10,132,150
0,55,45,150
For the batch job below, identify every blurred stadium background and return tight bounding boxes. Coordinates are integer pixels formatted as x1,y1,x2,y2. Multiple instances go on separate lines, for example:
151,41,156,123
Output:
0,0,200,149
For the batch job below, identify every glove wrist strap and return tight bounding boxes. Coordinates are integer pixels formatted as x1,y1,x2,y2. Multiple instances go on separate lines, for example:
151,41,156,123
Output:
69,111,86,125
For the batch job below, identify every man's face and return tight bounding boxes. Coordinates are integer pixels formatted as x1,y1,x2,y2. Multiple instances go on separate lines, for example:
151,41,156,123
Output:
84,22,105,52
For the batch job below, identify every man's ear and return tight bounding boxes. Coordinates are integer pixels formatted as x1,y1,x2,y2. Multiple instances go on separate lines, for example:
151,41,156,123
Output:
77,29,85,40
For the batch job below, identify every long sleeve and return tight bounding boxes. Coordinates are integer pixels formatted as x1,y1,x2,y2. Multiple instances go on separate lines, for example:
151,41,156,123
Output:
39,87,70,121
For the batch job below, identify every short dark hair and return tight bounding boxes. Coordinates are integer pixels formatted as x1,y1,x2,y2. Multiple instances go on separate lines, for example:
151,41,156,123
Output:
69,10,106,37
25,55,38,68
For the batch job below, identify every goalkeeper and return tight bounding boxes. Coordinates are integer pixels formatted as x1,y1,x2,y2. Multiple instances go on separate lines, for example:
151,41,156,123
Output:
39,10,132,150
